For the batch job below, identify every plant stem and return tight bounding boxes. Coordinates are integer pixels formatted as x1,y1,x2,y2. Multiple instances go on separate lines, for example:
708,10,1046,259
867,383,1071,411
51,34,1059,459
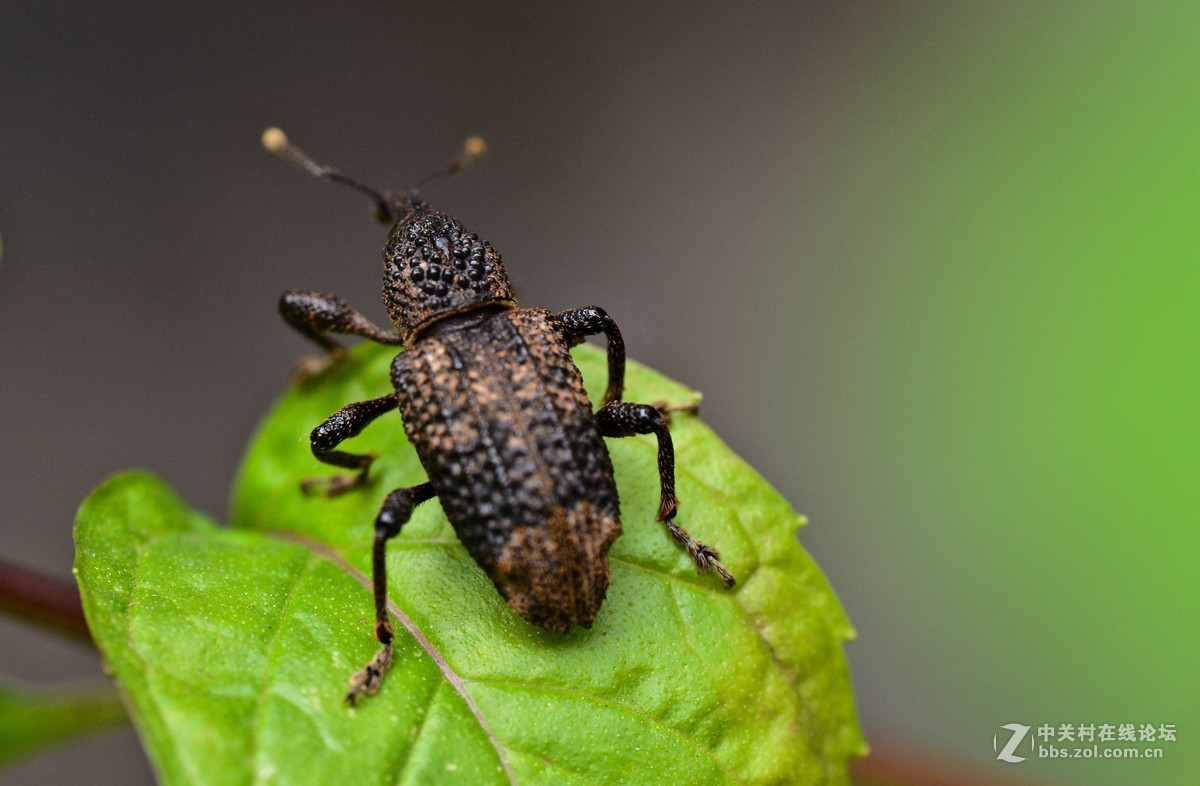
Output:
0,560,92,644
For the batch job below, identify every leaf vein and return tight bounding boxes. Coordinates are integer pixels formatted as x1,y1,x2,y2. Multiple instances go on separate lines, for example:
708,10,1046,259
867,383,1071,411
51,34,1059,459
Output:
268,531,517,786
502,743,606,786
388,679,442,786
465,678,743,785
249,551,321,780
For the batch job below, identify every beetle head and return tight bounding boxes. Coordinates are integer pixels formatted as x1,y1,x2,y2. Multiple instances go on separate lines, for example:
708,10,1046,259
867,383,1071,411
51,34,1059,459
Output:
262,129,512,340
381,206,515,342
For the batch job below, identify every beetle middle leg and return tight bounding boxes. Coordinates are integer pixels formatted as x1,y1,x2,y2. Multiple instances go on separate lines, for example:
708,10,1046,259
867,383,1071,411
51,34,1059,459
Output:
553,306,626,406
595,401,736,587
279,289,404,382
346,481,436,706
302,393,397,496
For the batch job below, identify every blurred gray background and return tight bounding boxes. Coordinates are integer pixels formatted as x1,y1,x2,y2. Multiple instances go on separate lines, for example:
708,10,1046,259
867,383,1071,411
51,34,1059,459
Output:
3,2,926,783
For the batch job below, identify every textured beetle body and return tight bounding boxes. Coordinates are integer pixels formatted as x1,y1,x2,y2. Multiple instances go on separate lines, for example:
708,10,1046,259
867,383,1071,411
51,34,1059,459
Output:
394,306,621,632
263,129,732,703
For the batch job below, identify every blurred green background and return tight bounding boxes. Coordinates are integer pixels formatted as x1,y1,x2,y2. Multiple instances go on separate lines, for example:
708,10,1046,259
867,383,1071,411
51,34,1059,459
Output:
779,6,1199,785
1,3,1195,784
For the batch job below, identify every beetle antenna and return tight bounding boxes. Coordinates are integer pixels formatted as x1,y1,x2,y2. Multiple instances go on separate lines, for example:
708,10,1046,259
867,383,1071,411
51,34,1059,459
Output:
261,127,393,222
408,136,488,197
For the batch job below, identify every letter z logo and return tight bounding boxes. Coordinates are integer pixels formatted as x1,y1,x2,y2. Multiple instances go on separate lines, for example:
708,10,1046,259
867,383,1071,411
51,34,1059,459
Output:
994,723,1031,763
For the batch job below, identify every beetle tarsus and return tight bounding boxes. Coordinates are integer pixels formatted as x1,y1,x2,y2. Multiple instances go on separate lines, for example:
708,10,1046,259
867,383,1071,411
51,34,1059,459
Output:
652,399,700,426
665,519,737,588
345,643,393,706
300,468,370,497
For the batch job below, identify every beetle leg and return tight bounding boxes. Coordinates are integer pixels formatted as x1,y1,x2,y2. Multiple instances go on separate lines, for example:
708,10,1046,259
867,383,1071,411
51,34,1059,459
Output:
279,289,404,383
595,401,735,588
553,306,626,406
652,400,701,425
346,481,436,706
302,393,397,497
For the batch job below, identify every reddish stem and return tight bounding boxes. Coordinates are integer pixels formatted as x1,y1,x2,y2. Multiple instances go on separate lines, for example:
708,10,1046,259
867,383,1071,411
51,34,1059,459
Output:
0,559,92,644
852,738,1063,786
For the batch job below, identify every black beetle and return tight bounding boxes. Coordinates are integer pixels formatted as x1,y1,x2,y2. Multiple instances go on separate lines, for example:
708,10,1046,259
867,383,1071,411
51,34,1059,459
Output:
262,129,735,704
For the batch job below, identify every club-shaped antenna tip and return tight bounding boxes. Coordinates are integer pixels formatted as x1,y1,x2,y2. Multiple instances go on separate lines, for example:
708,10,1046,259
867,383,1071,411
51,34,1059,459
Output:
261,127,289,153
463,136,488,159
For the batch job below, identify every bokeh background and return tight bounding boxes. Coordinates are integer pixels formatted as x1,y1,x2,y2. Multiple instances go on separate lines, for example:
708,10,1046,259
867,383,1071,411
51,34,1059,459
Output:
1,3,1196,784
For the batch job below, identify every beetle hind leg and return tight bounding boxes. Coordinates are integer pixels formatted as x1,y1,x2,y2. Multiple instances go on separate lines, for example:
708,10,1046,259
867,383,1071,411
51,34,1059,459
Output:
346,481,436,706
594,401,735,588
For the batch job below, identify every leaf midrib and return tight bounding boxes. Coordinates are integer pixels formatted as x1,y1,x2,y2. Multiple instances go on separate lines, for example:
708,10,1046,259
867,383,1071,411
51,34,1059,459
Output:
274,533,753,786
268,531,518,786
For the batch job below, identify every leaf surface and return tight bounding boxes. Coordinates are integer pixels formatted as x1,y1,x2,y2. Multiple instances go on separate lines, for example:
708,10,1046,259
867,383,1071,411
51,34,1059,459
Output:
76,343,865,785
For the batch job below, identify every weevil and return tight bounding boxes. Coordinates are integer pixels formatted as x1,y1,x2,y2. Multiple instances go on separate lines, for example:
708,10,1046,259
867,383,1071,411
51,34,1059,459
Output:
261,128,735,704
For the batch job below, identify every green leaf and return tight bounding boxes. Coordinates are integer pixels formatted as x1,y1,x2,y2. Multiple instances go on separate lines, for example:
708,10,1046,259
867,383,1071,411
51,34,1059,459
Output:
0,682,127,765
76,343,865,785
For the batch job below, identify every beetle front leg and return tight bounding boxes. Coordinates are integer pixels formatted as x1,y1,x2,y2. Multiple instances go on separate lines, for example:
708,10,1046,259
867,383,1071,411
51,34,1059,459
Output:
279,289,404,382
346,481,436,706
553,306,626,406
302,393,397,496
595,401,735,587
